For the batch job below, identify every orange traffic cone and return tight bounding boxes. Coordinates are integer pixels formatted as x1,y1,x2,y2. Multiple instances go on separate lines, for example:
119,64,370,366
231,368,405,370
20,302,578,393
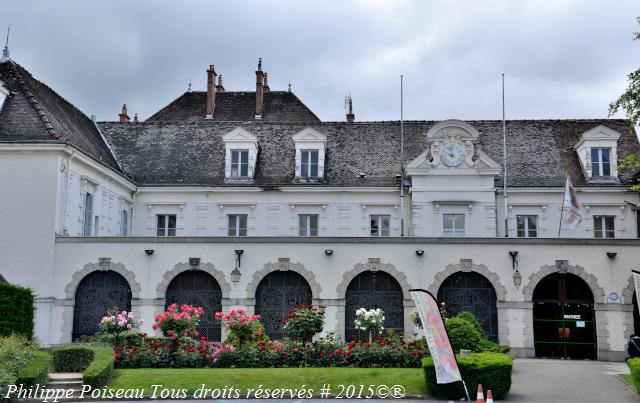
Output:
486,390,494,403
476,384,485,403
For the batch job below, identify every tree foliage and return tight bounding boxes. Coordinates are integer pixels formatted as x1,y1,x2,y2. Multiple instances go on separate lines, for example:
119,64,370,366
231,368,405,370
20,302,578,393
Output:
609,17,640,190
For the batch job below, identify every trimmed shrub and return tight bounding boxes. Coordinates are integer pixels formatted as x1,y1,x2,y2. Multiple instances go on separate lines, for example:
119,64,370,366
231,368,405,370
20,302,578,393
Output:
423,352,513,400
17,351,52,387
52,347,95,372
0,283,34,339
628,358,640,393
0,335,39,398
83,346,114,387
445,317,485,353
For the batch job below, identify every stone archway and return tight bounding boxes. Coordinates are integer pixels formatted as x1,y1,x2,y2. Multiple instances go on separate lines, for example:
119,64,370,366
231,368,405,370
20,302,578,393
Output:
335,259,413,338
62,260,142,343
623,276,638,338
522,263,608,357
427,260,507,344
246,258,321,301
156,262,231,299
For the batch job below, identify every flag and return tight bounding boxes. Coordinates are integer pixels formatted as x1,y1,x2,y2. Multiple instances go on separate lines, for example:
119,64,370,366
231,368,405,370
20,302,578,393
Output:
633,271,640,315
410,289,462,384
562,176,582,231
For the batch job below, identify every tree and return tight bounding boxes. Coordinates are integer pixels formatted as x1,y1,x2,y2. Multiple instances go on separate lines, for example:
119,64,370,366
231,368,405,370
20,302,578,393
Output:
609,17,640,190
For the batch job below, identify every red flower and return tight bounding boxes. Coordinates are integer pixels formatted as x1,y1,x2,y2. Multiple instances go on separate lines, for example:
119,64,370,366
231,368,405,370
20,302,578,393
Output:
319,353,324,358
114,353,120,359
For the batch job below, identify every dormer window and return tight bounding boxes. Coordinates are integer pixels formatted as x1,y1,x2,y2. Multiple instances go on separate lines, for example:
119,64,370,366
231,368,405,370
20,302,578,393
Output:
230,150,249,177
223,127,258,181
292,128,327,180
574,125,621,181
300,150,319,177
590,148,611,177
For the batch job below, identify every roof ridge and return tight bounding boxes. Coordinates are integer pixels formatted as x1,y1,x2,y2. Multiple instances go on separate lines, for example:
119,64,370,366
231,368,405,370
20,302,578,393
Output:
7,61,60,139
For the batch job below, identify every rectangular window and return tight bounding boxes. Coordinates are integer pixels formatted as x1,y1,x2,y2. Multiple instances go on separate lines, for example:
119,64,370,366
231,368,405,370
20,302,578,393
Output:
443,214,465,237
83,193,93,236
228,214,248,236
516,215,538,238
298,214,319,236
120,210,129,236
300,150,319,177
94,216,99,236
230,150,249,177
370,215,390,237
156,214,177,237
590,148,611,177
594,215,615,238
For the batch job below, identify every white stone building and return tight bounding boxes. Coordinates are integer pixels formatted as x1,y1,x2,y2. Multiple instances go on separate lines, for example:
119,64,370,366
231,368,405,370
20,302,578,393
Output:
1,58,639,361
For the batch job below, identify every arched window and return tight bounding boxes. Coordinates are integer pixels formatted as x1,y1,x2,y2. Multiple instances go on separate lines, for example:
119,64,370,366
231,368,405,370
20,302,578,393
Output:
437,272,498,341
345,271,404,340
73,271,131,341
165,270,222,341
255,271,312,339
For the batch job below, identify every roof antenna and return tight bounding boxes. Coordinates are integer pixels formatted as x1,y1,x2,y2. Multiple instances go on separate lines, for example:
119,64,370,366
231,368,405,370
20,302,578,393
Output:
187,80,192,92
1,25,10,63
288,82,292,92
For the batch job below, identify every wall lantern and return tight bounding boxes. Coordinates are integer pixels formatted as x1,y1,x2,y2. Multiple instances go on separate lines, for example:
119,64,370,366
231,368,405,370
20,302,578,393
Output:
144,249,154,256
325,249,333,256
606,252,617,259
189,257,201,270
231,267,242,284
416,250,424,256
509,251,522,289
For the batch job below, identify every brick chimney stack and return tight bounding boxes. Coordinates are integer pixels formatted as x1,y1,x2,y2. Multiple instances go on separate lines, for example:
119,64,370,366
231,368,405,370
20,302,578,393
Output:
216,75,225,93
263,72,270,94
346,95,355,123
119,104,130,123
255,58,264,120
206,65,217,119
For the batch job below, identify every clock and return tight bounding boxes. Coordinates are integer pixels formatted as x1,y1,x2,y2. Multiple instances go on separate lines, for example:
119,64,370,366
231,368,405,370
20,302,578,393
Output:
440,143,465,167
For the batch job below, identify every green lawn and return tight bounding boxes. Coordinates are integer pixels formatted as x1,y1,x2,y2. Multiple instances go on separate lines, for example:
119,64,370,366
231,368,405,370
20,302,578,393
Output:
110,368,426,398
619,373,638,394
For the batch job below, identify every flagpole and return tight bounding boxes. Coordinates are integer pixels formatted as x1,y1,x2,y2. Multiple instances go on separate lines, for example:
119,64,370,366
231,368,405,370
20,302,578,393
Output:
558,176,567,238
400,75,405,237
502,74,509,237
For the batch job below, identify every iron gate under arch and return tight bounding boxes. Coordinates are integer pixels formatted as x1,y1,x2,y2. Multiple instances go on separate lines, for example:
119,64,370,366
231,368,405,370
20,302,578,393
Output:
255,271,312,339
165,270,222,341
72,270,131,341
345,271,404,340
437,271,498,341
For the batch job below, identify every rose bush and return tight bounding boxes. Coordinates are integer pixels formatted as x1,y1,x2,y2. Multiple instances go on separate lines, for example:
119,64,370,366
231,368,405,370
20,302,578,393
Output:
354,308,385,342
215,309,268,348
100,308,142,346
153,304,204,339
283,305,325,344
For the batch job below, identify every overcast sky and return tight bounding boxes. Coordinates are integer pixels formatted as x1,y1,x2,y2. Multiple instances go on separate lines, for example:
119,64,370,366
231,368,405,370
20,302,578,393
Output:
1,0,639,122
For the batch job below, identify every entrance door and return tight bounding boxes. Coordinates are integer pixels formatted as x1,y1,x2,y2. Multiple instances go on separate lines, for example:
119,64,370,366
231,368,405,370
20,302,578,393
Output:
533,273,596,359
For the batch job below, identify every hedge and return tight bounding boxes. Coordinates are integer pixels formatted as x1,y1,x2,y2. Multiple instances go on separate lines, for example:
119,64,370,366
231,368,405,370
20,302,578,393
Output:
0,282,34,339
82,346,114,387
17,351,52,387
423,352,512,400
628,358,640,393
52,347,95,372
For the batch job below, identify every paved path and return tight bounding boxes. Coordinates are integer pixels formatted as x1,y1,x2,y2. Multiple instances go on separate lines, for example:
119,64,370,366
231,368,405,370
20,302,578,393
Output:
508,358,637,402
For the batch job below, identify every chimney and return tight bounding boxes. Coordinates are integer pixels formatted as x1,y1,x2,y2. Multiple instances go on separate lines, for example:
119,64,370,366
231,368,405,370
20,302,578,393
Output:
255,58,264,119
206,65,217,119
346,95,355,123
119,104,130,123
263,72,270,94
216,75,225,93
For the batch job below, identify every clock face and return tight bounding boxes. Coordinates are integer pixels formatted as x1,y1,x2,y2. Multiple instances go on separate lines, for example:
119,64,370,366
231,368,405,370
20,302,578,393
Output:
441,144,465,167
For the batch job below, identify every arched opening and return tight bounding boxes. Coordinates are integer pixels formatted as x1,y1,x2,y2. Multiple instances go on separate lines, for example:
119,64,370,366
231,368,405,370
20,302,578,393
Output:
255,271,312,339
437,272,498,341
633,294,640,336
165,270,222,341
533,272,596,360
72,271,131,341
345,271,404,340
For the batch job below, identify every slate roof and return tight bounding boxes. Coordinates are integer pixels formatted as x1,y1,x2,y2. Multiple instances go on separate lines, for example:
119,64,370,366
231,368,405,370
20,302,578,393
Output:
147,91,320,123
98,119,640,188
0,61,120,170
